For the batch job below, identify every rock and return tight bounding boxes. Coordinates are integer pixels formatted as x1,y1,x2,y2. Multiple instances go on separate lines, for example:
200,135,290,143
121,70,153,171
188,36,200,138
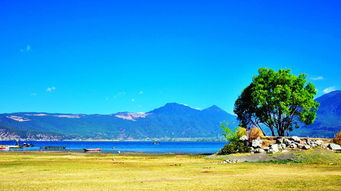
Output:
222,159,240,164
284,139,292,146
315,140,323,146
303,145,311,150
254,148,265,153
239,135,248,141
263,147,270,152
270,144,279,153
276,138,284,144
251,138,262,148
328,143,341,151
297,144,304,149
306,139,322,147
289,144,297,149
280,144,286,149
291,136,300,142
322,143,329,149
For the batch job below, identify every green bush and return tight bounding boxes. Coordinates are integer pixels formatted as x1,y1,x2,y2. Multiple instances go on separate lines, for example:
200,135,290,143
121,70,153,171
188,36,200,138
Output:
217,141,250,155
221,123,244,143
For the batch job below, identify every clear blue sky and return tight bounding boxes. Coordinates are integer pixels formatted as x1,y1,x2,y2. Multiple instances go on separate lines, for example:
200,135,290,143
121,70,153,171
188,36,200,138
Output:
1,0,340,114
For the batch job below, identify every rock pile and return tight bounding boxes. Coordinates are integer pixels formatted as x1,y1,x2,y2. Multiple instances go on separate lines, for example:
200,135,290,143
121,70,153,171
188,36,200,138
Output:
221,159,240,164
241,136,341,154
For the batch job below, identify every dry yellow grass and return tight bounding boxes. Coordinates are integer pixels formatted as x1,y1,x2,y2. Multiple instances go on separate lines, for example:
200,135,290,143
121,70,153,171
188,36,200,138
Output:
0,151,340,191
333,131,341,145
248,127,264,141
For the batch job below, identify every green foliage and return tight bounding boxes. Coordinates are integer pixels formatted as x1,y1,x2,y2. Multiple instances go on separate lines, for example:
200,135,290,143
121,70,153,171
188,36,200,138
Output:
234,68,319,136
221,123,244,143
217,141,251,155
219,124,250,155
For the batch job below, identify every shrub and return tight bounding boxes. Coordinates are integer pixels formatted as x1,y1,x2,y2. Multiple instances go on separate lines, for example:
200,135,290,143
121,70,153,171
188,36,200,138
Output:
333,131,341,145
217,141,251,155
221,123,243,143
248,127,264,141
219,124,250,155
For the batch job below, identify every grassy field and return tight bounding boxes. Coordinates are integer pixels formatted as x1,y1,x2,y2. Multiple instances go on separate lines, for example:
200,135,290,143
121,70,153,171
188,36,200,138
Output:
0,151,340,191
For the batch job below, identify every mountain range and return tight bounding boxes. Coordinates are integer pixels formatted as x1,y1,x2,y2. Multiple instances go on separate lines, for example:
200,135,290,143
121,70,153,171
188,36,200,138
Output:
0,91,340,140
0,103,237,140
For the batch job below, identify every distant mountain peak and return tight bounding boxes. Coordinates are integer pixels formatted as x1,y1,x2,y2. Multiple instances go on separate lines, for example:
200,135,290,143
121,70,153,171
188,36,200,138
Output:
148,102,199,114
203,105,224,112
164,102,190,107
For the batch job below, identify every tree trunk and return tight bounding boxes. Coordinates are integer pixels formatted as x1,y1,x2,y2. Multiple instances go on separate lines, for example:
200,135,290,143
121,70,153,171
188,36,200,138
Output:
270,127,275,136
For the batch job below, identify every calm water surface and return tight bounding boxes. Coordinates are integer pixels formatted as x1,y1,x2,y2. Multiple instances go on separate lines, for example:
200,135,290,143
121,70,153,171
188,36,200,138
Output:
0,141,226,154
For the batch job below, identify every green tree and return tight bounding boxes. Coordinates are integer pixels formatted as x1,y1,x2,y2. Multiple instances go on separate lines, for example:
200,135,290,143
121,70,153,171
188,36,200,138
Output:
234,68,319,136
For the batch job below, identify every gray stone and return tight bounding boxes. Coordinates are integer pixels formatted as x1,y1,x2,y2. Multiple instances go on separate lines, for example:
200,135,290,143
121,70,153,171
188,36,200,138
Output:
291,136,300,142
280,144,286,149
303,145,311,150
297,144,304,149
328,143,341,151
284,139,292,146
270,144,279,153
315,140,323,146
306,139,322,147
289,144,297,149
254,148,265,153
251,138,262,148
322,143,329,149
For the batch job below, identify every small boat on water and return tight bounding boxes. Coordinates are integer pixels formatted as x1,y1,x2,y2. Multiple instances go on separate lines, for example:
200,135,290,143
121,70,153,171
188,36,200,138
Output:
152,142,160,145
21,143,34,148
83,148,101,152
0,145,9,151
0,145,19,151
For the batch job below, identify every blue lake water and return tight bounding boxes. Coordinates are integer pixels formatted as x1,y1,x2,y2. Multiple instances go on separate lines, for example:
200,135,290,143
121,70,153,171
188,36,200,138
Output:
0,141,226,154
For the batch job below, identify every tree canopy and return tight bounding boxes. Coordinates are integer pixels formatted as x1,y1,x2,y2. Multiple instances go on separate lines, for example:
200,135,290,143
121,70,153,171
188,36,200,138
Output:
234,68,319,136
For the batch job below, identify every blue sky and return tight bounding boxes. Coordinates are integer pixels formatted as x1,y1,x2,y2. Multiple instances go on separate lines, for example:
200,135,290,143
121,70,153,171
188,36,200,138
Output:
1,0,340,114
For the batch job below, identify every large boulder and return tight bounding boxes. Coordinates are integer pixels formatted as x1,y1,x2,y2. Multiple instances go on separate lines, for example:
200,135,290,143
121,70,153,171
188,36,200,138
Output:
328,143,341,151
270,144,279,153
303,145,311,150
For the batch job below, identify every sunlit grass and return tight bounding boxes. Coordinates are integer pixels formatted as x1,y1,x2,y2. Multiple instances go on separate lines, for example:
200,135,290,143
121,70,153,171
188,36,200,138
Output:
0,151,340,191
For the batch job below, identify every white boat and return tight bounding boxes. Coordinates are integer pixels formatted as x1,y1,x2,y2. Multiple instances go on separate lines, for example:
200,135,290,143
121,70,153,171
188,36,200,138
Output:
0,145,10,151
